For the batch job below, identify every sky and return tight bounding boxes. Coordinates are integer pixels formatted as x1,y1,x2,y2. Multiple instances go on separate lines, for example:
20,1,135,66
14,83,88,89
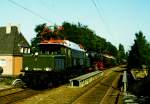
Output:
0,0,150,51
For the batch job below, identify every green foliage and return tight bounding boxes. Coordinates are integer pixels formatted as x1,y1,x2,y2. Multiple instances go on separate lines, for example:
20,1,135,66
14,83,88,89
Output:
0,76,17,85
31,23,46,52
128,78,150,96
117,44,127,64
61,22,118,56
31,23,65,53
31,22,118,57
127,31,150,69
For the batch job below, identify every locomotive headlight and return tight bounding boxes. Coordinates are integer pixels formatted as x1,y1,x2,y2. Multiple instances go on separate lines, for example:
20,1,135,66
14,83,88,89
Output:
45,67,52,71
35,52,38,56
25,67,29,71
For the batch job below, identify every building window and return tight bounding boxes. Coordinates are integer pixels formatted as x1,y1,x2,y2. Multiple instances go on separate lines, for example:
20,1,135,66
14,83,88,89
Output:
0,59,6,66
28,48,30,53
24,48,28,53
20,47,23,53
20,47,30,54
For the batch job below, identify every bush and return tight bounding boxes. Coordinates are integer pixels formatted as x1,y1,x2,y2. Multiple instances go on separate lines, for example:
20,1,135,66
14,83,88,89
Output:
0,76,18,85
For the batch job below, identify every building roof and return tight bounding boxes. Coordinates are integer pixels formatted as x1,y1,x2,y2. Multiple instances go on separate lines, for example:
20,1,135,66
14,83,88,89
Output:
0,26,30,55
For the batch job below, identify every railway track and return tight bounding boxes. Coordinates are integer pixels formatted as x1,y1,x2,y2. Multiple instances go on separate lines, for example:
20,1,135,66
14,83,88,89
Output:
72,70,122,104
0,67,123,104
0,87,24,97
0,88,41,104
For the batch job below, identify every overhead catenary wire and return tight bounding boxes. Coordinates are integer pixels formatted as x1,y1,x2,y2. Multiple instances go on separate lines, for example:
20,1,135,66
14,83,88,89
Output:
90,0,118,61
91,0,105,25
94,0,113,34
91,0,111,34
39,0,54,11
91,0,105,60
8,0,49,22
95,0,105,14
91,0,117,47
38,0,55,25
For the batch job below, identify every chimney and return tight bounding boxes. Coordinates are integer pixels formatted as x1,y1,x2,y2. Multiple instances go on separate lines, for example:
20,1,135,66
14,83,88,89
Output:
6,23,11,34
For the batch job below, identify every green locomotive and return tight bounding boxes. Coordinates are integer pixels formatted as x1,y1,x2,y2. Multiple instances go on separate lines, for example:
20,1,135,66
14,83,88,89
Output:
20,39,90,88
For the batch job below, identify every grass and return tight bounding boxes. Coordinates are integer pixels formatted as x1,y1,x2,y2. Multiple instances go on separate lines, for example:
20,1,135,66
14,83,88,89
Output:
0,76,18,86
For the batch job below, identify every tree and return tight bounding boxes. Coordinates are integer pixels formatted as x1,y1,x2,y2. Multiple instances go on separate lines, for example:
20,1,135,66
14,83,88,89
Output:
31,23,64,53
31,23,46,52
118,44,126,64
127,31,150,69
31,22,118,58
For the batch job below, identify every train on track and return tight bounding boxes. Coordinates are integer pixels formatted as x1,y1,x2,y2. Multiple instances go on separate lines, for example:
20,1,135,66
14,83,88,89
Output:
19,39,117,88
20,39,90,88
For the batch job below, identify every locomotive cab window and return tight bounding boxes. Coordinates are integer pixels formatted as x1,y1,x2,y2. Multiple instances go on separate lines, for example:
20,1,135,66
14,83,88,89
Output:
39,44,62,55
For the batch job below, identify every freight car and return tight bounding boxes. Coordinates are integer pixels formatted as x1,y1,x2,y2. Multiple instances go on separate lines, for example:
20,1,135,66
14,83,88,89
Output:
20,39,90,88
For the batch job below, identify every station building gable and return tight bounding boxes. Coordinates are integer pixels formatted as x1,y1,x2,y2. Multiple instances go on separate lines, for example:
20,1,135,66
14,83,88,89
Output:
0,25,30,76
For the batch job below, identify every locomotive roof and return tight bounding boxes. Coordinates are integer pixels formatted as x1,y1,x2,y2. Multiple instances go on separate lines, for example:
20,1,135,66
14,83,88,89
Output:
40,40,85,52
